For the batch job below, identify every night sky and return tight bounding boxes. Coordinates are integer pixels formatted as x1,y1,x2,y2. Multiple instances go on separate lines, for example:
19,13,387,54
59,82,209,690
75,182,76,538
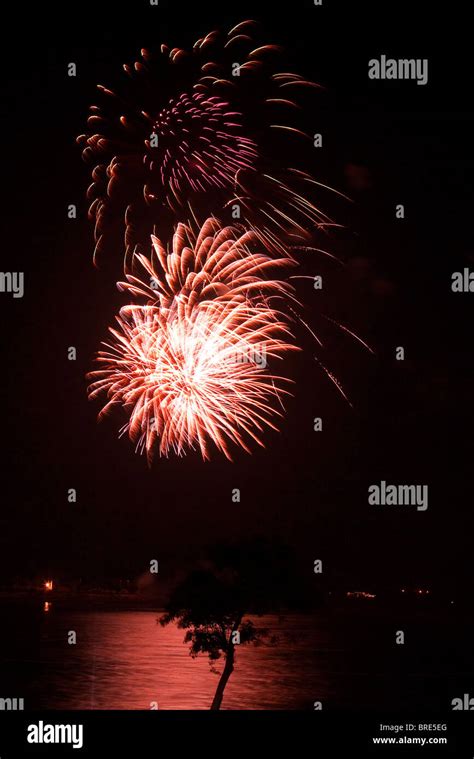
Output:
1,0,473,595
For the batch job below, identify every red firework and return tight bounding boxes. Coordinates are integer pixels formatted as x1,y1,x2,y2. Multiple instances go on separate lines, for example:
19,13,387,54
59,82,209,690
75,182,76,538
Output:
87,219,299,461
77,20,341,264
146,92,257,203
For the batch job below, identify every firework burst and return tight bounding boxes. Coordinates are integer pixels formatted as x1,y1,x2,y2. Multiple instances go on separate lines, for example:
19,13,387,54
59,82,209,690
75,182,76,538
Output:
78,20,342,264
87,219,299,461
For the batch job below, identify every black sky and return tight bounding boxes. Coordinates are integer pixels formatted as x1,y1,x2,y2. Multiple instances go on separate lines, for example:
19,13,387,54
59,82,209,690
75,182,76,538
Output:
1,0,473,592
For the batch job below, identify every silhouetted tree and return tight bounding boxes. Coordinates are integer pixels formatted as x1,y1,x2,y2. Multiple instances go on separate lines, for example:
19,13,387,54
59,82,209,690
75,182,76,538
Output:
160,538,297,709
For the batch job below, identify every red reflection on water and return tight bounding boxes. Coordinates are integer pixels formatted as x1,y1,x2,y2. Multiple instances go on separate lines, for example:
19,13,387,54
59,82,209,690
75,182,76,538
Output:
37,612,327,709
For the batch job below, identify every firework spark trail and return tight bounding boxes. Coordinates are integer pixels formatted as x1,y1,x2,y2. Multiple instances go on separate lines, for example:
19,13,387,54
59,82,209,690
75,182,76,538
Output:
77,19,343,264
144,92,257,206
119,217,294,308
87,219,299,462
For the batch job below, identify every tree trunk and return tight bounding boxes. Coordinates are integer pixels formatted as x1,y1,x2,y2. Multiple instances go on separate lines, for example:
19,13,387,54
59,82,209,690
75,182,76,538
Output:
210,643,235,710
